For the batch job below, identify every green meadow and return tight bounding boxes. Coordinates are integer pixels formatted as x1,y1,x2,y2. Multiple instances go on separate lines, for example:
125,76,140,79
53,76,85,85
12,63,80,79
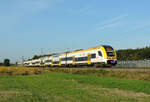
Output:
0,67,150,102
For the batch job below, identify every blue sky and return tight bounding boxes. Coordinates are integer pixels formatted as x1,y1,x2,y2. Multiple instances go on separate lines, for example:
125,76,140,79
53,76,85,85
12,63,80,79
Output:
0,0,150,63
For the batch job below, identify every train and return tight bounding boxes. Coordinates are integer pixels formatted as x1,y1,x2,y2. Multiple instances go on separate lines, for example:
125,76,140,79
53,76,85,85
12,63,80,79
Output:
23,45,117,67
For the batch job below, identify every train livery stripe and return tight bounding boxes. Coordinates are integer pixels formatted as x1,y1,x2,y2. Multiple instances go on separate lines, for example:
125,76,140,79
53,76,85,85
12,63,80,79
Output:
61,46,103,56
101,47,107,59
88,53,91,65
72,56,75,65
114,48,117,59
51,56,53,67
59,57,61,66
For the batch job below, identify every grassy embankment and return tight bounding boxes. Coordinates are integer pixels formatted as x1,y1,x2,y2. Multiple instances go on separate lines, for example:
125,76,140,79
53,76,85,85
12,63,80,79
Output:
0,66,150,102
0,66,150,81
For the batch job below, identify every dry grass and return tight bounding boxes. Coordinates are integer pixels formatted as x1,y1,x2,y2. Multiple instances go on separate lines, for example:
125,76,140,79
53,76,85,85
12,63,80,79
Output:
47,68,150,81
79,84,150,100
0,66,150,81
0,91,32,98
0,66,51,75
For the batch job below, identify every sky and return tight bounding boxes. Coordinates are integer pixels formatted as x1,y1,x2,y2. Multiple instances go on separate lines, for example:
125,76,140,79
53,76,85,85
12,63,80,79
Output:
0,0,150,63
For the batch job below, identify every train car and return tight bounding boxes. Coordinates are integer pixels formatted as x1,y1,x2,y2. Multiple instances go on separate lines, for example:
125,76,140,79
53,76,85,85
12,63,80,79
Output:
52,55,60,67
24,59,41,67
23,61,29,66
57,45,117,67
34,59,41,67
23,60,32,67
43,56,51,67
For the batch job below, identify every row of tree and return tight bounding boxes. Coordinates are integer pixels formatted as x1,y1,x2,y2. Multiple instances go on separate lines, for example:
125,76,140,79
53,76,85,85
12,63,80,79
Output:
29,53,58,60
116,46,150,61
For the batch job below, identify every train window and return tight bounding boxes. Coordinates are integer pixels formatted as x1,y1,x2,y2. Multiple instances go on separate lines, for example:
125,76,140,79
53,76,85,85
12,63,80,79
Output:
91,54,96,58
75,58,78,61
75,57,88,61
107,52,115,56
35,61,40,64
61,58,66,61
98,51,102,57
53,61,59,64
46,60,51,63
67,57,73,61
61,57,73,61
83,57,88,61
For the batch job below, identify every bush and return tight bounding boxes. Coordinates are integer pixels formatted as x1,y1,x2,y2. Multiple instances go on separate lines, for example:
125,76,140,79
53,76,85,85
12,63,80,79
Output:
4,59,10,66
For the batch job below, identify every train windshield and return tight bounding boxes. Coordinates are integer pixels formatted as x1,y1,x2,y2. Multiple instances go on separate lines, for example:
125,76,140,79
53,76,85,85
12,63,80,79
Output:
103,46,115,57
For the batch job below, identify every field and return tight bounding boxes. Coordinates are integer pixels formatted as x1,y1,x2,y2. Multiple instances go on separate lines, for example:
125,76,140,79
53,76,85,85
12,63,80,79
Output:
0,66,150,102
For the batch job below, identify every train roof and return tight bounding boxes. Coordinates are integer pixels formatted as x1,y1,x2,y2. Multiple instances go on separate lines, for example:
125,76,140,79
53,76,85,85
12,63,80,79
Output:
61,45,113,56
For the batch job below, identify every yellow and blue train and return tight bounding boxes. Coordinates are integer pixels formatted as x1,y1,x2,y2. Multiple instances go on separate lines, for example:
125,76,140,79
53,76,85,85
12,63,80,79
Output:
24,45,117,67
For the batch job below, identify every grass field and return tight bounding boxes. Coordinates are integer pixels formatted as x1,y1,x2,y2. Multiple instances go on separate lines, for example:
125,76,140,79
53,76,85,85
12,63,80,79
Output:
0,67,150,102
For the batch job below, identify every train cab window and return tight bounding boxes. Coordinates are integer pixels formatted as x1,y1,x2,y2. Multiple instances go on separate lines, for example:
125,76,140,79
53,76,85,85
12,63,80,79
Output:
98,51,102,57
107,52,115,56
91,54,96,58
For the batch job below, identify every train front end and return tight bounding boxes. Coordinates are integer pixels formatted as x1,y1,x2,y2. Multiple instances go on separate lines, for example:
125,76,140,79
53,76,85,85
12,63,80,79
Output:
103,45,117,66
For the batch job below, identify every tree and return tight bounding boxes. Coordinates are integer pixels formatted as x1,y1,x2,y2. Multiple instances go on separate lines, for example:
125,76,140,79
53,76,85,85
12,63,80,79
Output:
116,46,150,61
4,59,10,66
32,55,39,59
15,62,18,66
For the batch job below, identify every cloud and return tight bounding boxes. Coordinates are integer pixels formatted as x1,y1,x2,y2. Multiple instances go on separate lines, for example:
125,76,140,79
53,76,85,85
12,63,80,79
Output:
105,15,128,24
96,21,124,31
96,14,128,31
